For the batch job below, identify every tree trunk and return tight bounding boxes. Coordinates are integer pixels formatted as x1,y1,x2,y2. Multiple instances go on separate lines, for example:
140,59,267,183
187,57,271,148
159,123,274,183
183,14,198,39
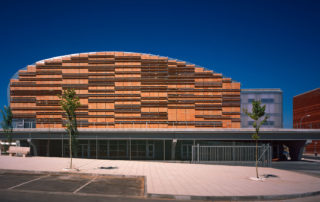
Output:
255,139,259,178
4,131,9,152
69,130,72,169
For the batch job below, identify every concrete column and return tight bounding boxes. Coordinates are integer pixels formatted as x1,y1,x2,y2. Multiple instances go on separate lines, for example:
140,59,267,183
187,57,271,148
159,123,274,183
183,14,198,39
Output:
287,141,306,161
16,140,21,147
107,140,110,158
129,138,132,160
27,139,38,156
46,140,50,156
88,140,90,158
61,135,64,157
163,140,166,160
171,139,177,160
96,137,98,159
126,140,129,159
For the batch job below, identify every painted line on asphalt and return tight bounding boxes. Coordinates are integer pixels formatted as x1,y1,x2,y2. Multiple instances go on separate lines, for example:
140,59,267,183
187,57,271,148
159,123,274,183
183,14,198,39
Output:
3,189,146,200
8,175,50,190
73,176,97,194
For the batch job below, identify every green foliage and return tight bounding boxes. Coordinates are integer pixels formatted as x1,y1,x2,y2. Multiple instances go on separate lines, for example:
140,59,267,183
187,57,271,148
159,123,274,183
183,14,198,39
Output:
58,89,80,158
1,106,13,148
58,89,80,122
1,105,13,132
243,100,269,140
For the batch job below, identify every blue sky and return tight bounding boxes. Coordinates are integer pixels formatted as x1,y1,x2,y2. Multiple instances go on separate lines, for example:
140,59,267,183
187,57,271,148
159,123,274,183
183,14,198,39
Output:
0,0,319,128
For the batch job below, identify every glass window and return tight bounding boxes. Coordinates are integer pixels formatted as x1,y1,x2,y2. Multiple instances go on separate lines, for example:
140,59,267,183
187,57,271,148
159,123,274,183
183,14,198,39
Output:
248,121,274,126
13,119,36,128
261,98,274,103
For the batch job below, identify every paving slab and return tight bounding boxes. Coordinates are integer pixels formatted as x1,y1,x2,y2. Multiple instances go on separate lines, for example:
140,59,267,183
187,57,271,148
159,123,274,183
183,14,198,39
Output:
1,156,320,200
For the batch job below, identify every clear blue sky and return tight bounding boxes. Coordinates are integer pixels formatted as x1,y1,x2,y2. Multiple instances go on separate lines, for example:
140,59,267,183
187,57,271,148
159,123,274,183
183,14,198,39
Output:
0,0,319,128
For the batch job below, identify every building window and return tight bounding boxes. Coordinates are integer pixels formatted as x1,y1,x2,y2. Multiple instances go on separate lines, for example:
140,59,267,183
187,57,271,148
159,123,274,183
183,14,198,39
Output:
248,98,274,103
12,119,36,128
261,98,274,103
248,121,274,126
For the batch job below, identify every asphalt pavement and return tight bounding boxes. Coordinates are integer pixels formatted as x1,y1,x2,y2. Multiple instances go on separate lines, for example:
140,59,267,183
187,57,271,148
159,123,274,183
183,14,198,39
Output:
0,172,145,202
271,157,320,177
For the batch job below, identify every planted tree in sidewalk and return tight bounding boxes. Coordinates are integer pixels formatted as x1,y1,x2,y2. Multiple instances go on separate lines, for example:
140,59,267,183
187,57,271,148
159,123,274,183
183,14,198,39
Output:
58,89,80,169
244,100,269,179
1,105,13,152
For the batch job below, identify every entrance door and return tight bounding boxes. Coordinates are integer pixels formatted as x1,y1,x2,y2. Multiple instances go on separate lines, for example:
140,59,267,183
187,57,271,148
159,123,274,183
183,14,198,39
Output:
181,144,192,160
63,144,88,158
78,144,89,158
146,144,155,159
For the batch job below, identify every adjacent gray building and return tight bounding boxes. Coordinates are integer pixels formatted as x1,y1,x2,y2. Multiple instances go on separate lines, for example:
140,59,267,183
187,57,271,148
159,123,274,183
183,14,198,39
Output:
241,89,283,128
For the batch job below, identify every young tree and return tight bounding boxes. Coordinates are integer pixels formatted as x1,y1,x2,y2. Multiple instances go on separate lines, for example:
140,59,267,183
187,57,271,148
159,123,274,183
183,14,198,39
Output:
1,105,13,152
58,89,80,169
244,100,269,179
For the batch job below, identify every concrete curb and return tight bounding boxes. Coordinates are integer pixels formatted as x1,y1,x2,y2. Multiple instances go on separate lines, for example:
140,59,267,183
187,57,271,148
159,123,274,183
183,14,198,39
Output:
1,169,320,201
147,191,320,201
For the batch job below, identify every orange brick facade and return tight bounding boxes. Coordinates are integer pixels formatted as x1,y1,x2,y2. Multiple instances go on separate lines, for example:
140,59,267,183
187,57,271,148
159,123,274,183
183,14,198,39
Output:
10,52,241,129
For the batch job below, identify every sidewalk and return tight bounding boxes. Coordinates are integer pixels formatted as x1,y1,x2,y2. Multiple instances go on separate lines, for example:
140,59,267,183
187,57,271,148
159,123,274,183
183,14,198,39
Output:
1,156,320,200
303,154,320,163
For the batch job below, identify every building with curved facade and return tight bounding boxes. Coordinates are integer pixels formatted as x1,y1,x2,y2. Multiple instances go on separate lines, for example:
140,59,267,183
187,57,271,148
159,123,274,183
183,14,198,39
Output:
10,51,241,129
2,51,319,161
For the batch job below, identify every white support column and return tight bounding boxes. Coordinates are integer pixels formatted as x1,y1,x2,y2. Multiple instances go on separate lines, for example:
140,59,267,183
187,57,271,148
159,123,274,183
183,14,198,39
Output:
171,139,177,160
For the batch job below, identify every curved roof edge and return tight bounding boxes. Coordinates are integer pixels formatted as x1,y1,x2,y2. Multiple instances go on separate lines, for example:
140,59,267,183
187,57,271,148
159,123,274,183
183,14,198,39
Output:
10,51,221,80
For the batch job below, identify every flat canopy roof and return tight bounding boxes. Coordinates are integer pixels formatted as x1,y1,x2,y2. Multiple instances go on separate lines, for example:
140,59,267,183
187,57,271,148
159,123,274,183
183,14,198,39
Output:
1,128,319,141
241,88,282,93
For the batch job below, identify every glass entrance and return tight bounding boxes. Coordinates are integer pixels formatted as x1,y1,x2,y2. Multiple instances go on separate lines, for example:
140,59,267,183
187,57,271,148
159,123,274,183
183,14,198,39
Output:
146,144,154,159
131,140,146,159
181,144,192,160
78,144,89,158
63,143,89,158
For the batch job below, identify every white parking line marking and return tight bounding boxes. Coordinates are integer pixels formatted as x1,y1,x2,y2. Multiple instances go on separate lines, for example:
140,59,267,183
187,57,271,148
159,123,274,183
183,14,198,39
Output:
73,176,97,194
8,175,50,190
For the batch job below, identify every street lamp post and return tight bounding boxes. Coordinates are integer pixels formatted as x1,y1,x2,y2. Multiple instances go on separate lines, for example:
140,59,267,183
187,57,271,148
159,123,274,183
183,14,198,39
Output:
299,114,316,157
300,114,311,128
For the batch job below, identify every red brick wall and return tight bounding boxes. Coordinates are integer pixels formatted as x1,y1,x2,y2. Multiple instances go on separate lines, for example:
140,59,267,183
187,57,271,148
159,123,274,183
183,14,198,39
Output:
293,88,320,153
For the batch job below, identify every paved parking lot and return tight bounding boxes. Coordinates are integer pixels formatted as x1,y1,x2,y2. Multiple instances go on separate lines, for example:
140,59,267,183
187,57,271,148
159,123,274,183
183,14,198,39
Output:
0,172,144,198
0,171,195,202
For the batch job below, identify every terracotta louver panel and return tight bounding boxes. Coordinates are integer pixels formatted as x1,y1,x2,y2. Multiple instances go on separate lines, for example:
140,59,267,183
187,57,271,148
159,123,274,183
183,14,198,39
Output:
10,52,240,128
